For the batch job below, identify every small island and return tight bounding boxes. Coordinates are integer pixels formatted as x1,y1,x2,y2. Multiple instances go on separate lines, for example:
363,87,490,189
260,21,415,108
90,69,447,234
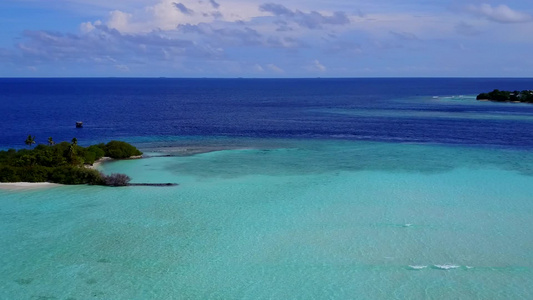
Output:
0,137,142,186
476,89,533,103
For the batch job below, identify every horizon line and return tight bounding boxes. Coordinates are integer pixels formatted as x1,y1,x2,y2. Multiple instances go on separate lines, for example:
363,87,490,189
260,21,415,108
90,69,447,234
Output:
1,76,533,79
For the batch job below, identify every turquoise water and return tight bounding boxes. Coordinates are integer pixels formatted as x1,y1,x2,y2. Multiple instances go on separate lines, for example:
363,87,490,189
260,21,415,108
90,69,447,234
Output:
1,139,532,299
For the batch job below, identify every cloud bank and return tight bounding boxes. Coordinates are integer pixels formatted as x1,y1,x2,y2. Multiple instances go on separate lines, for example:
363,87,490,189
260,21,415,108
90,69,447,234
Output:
1,0,533,77
466,4,532,23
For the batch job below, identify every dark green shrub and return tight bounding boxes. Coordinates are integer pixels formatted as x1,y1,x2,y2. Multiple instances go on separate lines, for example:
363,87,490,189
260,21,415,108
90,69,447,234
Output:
103,173,131,186
104,141,142,159
49,167,103,185
476,93,489,100
84,151,96,165
87,145,105,160
477,89,533,103
0,166,20,182
18,166,51,182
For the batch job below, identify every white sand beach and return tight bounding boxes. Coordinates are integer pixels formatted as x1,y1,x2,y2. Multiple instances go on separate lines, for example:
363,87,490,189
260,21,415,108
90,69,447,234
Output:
86,156,113,169
86,156,142,169
0,182,62,191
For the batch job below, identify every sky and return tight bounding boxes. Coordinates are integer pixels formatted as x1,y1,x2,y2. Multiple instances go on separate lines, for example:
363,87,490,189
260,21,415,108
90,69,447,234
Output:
0,0,532,77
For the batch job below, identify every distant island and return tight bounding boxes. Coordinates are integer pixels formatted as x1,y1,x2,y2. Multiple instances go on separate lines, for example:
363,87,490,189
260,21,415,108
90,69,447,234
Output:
476,89,533,103
0,137,142,186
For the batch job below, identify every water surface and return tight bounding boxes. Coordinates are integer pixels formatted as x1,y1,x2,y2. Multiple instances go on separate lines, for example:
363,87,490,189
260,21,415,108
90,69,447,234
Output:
1,79,532,299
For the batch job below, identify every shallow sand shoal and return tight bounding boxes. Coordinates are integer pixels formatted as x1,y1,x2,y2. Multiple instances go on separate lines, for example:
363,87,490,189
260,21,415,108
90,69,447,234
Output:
0,182,62,191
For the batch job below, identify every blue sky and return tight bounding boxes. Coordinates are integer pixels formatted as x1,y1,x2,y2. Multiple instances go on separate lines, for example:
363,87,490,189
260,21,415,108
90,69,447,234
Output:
1,0,532,77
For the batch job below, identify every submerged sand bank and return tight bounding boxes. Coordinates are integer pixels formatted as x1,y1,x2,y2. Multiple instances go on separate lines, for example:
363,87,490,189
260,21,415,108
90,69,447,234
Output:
0,182,62,191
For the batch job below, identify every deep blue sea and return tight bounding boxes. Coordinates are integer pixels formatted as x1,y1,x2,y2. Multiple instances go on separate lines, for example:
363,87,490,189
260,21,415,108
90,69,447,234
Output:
1,78,533,149
1,78,533,299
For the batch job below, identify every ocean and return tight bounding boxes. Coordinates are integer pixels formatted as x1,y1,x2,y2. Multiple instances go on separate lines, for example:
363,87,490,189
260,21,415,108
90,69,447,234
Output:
1,78,532,299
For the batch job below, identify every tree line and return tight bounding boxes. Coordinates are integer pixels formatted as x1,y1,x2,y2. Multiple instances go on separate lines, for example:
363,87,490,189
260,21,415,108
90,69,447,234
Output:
476,89,533,103
0,137,142,185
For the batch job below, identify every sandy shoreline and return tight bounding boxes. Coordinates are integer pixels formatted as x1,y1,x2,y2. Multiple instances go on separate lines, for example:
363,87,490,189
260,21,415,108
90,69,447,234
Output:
85,156,113,169
1,155,144,191
0,182,62,191
86,155,143,169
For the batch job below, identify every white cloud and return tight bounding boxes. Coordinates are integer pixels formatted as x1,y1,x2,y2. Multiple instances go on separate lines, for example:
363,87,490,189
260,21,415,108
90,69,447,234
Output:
259,3,350,29
80,22,96,33
82,0,361,36
466,4,532,23
115,64,130,72
107,10,134,33
253,64,264,72
96,0,267,34
312,60,326,72
73,0,453,51
267,63,284,73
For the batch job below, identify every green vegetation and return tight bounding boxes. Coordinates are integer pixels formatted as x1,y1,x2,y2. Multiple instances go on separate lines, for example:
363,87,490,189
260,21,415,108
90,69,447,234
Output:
476,89,533,103
103,140,143,159
25,135,35,148
0,138,142,186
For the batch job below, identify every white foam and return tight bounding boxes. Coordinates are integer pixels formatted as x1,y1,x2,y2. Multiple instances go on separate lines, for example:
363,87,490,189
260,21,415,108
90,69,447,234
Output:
433,264,460,270
408,265,427,270
403,223,412,227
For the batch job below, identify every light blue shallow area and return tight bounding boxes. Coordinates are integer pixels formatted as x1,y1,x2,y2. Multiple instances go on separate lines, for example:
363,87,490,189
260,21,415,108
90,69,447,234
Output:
1,140,532,299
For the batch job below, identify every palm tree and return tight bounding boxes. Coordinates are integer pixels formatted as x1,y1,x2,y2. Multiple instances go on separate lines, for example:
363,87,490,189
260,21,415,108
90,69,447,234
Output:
25,135,36,148
48,137,55,146
66,137,78,164
68,145,74,158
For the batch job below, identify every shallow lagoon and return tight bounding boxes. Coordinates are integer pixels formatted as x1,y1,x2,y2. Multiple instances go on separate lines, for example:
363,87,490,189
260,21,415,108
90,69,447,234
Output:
2,78,533,298
1,139,532,299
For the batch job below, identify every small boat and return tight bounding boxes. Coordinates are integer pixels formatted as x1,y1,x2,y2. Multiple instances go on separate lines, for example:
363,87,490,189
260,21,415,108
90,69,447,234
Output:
76,121,83,128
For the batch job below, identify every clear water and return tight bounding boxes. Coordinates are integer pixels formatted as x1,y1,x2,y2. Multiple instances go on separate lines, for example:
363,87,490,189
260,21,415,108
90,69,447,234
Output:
1,79,532,299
